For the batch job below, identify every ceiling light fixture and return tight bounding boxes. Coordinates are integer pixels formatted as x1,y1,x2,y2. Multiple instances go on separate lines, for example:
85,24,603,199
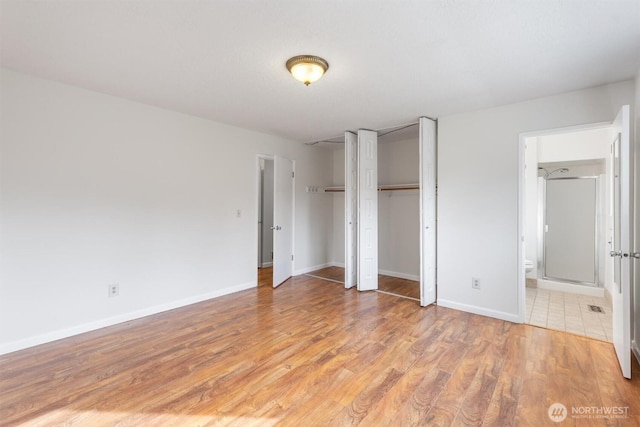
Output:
286,55,329,86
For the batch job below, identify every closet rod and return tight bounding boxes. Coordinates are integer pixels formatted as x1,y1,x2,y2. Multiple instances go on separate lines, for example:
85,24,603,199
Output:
324,183,419,192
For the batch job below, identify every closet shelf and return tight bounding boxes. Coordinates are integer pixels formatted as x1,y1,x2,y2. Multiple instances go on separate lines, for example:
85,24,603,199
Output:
324,183,419,193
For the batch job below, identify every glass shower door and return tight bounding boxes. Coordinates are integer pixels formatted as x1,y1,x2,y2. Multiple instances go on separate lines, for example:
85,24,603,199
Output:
543,177,598,284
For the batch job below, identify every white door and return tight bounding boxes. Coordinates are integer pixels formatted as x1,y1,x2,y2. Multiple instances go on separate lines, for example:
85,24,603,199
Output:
610,105,632,379
345,131,358,289
273,156,294,288
419,117,437,306
357,129,378,291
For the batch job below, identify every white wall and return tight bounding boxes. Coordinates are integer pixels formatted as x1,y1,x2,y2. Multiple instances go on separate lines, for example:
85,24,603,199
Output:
330,147,345,266
524,136,539,279
438,80,634,322
537,128,612,163
0,69,333,354
378,137,420,279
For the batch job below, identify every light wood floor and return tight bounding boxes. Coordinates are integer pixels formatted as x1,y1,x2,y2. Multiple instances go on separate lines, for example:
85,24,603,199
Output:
1,269,639,426
306,266,420,300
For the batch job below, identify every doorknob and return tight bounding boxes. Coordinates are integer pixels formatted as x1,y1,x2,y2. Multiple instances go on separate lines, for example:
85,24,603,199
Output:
610,251,622,257
631,252,640,259
271,225,281,231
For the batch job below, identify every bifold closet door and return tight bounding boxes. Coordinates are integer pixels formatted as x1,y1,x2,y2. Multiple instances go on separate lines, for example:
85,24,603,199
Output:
344,132,358,289
419,117,436,306
357,130,378,291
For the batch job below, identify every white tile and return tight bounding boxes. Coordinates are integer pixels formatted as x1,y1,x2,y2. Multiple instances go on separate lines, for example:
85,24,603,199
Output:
525,288,612,343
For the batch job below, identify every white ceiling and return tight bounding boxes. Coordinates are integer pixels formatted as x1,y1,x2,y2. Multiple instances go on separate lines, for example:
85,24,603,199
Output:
2,0,639,143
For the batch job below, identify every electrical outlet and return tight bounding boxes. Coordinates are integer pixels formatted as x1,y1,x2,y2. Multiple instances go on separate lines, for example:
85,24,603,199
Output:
108,283,119,297
472,278,481,290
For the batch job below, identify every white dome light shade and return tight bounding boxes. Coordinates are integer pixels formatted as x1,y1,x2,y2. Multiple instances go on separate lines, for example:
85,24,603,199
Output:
286,55,329,86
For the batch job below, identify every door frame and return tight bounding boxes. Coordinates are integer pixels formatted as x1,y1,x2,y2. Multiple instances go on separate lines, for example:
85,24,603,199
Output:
257,156,275,268
256,154,275,278
517,121,612,322
255,154,296,286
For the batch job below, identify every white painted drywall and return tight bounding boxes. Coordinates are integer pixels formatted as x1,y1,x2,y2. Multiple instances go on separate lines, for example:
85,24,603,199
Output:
438,80,634,322
524,136,539,280
330,147,345,267
378,137,420,279
537,128,612,162
0,69,333,353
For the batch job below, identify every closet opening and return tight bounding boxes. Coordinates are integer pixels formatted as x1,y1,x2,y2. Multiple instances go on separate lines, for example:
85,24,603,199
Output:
376,124,420,300
305,123,422,302
257,156,274,287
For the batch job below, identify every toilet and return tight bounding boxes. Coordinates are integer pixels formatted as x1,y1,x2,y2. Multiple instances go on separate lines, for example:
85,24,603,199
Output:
525,259,534,274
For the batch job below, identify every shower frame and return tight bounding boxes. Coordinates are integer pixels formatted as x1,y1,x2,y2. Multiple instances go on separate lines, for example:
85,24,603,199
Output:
538,175,600,287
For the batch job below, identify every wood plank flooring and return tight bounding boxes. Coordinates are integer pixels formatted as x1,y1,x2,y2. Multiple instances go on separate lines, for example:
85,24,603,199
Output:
378,275,420,300
1,269,639,426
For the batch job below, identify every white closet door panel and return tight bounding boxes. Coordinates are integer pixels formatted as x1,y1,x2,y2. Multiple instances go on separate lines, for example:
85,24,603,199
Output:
358,130,378,291
273,156,294,288
345,132,358,289
419,117,437,306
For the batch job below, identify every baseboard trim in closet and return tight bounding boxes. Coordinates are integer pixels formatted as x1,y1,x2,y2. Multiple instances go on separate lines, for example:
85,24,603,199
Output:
303,274,345,285
293,263,332,276
378,269,419,282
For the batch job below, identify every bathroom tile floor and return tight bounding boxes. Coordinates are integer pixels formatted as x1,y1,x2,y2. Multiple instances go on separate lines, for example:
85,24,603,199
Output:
526,287,612,342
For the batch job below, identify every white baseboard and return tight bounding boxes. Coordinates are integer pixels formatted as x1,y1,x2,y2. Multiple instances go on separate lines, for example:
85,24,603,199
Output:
633,340,640,366
326,263,418,282
293,263,331,276
260,262,273,268
537,279,604,297
437,299,521,323
0,281,257,356
378,269,420,282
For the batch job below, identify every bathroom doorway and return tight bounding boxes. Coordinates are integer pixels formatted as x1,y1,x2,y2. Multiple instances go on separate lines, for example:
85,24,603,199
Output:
521,125,614,341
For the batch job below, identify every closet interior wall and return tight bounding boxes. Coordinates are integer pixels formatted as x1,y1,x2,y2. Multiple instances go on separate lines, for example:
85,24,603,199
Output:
378,133,420,280
328,131,420,282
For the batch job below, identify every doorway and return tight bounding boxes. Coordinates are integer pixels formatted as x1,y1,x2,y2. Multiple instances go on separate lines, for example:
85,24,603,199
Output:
521,126,613,341
519,105,633,379
256,154,295,288
257,157,274,270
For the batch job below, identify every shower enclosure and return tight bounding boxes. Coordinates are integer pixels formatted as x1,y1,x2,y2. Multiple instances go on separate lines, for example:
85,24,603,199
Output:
541,175,599,286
